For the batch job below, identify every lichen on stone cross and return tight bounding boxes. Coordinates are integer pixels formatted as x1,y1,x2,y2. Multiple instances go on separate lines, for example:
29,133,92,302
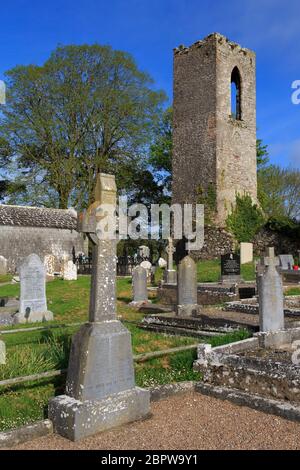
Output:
79,173,117,322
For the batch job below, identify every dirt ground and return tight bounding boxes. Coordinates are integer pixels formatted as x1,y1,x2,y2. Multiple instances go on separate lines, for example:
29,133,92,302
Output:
10,392,300,450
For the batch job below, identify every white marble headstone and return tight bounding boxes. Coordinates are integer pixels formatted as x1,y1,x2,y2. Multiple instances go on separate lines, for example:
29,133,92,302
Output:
0,255,7,275
17,254,53,323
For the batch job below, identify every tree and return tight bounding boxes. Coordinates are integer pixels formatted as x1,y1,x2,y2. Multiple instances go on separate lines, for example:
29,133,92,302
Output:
256,138,269,169
0,45,166,208
258,165,300,221
226,194,265,242
149,107,172,200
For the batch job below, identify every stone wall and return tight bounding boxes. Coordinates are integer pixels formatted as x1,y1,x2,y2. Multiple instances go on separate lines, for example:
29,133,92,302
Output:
0,225,84,273
157,283,238,308
172,33,257,227
194,226,235,260
253,228,300,258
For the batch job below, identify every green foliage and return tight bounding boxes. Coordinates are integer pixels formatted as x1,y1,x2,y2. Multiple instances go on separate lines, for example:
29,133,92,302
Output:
258,164,300,221
149,107,172,200
0,44,166,208
196,183,217,225
256,138,269,169
226,193,265,242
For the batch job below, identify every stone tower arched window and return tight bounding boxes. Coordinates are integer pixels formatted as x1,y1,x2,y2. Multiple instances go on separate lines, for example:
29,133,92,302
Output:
231,66,241,120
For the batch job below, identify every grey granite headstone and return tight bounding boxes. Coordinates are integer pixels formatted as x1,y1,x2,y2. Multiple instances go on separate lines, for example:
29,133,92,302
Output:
165,237,177,284
15,254,53,323
279,254,294,271
257,247,284,332
49,174,150,441
130,266,149,306
0,256,7,275
177,255,199,316
0,340,5,364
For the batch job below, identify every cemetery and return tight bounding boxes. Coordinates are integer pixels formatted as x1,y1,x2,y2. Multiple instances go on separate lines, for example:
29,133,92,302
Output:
0,6,300,450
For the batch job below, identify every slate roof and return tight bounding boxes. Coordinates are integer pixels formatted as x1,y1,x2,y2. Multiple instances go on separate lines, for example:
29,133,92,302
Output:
0,204,77,230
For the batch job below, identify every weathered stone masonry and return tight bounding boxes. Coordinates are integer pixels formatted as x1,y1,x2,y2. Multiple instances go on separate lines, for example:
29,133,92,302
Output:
0,205,84,273
172,33,257,227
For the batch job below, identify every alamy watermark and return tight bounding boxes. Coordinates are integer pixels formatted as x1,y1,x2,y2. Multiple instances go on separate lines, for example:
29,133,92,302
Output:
0,80,5,105
291,80,300,104
91,196,205,251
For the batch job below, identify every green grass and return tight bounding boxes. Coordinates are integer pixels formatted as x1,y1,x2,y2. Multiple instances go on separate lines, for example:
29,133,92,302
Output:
0,328,249,431
0,274,13,284
197,259,256,282
285,287,300,296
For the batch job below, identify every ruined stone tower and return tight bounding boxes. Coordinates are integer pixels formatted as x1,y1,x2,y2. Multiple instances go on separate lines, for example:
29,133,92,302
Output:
172,33,257,227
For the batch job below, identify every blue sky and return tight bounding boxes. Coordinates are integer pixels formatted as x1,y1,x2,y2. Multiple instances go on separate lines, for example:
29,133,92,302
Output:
0,0,299,169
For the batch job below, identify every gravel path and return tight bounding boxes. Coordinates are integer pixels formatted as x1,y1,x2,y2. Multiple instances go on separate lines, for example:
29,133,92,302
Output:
10,392,300,450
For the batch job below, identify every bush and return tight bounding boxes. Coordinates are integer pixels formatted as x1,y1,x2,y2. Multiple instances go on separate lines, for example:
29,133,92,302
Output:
226,194,264,242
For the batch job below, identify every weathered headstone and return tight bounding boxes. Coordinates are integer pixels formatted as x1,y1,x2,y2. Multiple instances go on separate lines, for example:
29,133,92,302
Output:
49,174,150,441
44,254,58,276
279,254,294,271
130,266,149,306
240,242,253,265
177,255,199,316
140,259,152,281
0,340,5,364
15,254,53,323
158,257,167,268
63,259,77,281
221,252,241,283
0,256,7,275
165,237,177,284
257,247,284,332
138,245,150,259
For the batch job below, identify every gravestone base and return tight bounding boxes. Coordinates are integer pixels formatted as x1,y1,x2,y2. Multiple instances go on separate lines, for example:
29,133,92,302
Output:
14,310,53,324
49,320,150,441
129,299,152,308
49,387,150,441
165,270,177,284
220,275,241,284
0,341,5,364
177,304,200,317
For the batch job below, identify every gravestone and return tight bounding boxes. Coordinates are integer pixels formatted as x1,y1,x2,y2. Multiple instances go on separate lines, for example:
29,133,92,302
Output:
44,254,58,276
279,254,294,271
221,253,241,283
174,237,188,265
177,255,199,316
257,247,284,332
0,256,7,275
140,259,152,281
130,266,149,306
158,257,167,268
15,254,53,323
63,259,77,281
49,174,150,441
165,238,177,284
0,340,5,364
138,245,150,259
240,242,253,265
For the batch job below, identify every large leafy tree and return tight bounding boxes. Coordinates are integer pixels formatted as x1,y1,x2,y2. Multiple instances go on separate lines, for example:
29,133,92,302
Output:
258,165,300,221
0,44,166,208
